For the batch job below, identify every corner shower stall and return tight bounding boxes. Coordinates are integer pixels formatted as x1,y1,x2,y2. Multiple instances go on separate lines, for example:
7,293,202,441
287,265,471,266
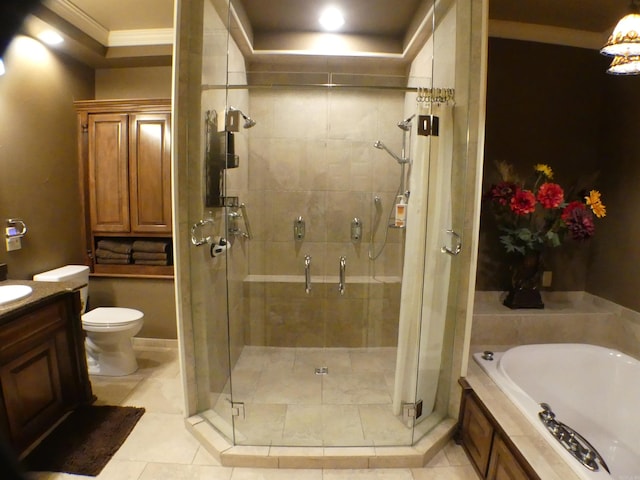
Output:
173,0,482,452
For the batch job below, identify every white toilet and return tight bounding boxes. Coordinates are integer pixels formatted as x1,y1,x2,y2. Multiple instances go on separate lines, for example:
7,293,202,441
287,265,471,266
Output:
33,265,144,376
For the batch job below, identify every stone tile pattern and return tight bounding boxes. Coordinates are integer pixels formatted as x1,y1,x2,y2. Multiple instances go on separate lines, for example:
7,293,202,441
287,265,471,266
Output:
26,341,478,480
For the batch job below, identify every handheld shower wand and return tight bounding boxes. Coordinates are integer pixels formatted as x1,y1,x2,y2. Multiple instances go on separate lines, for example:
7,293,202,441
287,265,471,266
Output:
373,140,409,164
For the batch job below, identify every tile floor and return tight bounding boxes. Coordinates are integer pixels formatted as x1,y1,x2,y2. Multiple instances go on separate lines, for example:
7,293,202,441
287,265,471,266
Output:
212,346,415,446
27,341,479,480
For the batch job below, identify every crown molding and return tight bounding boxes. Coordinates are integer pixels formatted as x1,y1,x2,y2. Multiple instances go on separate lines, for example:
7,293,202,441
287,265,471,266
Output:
108,28,174,47
44,0,109,45
489,20,608,50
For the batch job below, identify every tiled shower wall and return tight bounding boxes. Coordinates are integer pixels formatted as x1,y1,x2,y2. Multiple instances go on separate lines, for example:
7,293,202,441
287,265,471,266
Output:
232,88,410,347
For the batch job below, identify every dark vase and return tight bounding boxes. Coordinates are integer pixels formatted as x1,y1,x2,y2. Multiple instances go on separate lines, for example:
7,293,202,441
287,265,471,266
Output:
503,252,544,309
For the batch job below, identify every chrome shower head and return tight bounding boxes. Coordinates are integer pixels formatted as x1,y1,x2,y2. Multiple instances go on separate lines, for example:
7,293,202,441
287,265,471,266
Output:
397,114,415,131
229,106,257,129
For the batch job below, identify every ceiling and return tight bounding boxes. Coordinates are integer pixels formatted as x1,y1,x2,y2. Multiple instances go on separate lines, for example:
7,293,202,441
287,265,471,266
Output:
23,0,631,68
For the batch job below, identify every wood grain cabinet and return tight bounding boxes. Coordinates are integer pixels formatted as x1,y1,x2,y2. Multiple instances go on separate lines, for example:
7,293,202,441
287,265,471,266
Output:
458,379,538,480
76,100,173,277
0,291,92,456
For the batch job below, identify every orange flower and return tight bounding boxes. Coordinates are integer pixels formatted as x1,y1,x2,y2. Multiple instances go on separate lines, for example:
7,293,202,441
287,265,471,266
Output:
585,190,606,218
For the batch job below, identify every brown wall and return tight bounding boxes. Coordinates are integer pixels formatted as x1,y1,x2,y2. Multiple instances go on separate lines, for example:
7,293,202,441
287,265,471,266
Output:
586,74,640,311
477,38,610,292
0,36,177,339
0,36,93,279
95,66,173,99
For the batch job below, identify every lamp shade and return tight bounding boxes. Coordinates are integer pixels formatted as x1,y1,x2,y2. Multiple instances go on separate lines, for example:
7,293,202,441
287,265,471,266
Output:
607,54,640,74
601,11,640,56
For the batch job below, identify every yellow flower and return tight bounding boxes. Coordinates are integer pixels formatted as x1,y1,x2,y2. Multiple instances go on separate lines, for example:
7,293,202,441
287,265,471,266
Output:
534,164,553,179
585,190,606,218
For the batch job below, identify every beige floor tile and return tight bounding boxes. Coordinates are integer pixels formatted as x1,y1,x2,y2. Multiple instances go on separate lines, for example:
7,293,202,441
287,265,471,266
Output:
321,404,366,446
424,449,450,467
134,347,181,379
138,462,232,479
441,441,471,466
358,405,413,446
96,459,147,479
90,375,144,406
411,465,480,479
192,446,223,465
282,404,323,445
124,377,184,414
234,403,287,445
323,372,391,404
253,370,322,404
292,348,352,374
322,468,414,479
230,468,323,479
114,412,201,464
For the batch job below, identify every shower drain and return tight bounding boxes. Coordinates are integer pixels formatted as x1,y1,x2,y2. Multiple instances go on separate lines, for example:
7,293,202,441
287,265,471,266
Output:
314,366,329,375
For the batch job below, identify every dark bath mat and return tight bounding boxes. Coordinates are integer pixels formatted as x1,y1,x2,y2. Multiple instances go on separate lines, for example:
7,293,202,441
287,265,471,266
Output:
23,405,145,477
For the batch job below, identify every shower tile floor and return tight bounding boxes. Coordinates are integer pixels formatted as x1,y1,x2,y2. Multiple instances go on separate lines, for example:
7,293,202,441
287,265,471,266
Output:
28,340,479,479
208,346,423,447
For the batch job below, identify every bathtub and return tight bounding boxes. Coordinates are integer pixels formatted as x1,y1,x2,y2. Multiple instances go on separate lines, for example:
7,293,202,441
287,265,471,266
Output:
473,344,640,480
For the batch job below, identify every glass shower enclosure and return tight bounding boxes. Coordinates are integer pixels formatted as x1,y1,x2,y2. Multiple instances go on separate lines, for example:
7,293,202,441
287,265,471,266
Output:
175,0,473,449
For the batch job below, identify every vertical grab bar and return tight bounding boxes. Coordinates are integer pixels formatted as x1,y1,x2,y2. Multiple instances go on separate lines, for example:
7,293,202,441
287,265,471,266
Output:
338,256,346,295
240,203,253,239
304,254,312,294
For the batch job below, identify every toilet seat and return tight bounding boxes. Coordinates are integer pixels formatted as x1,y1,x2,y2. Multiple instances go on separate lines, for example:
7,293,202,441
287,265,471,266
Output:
82,307,144,327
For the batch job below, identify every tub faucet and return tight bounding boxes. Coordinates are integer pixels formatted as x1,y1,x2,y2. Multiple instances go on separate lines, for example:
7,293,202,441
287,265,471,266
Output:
538,403,610,473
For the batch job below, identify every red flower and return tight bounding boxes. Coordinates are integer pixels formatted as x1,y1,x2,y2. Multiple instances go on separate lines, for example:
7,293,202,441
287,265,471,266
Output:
562,201,595,240
510,190,536,215
536,182,564,209
488,182,518,206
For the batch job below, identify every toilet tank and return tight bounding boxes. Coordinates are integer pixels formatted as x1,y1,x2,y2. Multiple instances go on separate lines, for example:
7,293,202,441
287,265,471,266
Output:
33,265,90,313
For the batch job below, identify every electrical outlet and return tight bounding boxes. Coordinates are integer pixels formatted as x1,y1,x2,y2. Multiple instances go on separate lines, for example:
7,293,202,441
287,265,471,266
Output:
6,237,21,252
542,271,552,287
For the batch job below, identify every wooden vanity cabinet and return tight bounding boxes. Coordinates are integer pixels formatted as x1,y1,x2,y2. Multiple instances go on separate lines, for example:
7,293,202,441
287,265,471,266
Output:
458,379,538,480
76,99,173,277
0,291,92,456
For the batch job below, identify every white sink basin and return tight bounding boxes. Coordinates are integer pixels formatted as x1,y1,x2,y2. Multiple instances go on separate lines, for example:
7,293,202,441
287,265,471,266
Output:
0,285,33,305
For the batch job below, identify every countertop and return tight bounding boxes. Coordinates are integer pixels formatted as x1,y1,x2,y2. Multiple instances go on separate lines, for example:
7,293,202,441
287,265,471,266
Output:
0,279,84,318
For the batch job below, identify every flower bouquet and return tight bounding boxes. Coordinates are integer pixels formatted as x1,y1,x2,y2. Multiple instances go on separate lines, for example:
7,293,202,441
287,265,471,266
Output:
485,162,606,308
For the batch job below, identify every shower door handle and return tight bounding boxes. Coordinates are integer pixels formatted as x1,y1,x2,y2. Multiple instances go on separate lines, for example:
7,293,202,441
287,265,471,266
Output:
338,256,346,295
304,254,312,294
441,229,461,256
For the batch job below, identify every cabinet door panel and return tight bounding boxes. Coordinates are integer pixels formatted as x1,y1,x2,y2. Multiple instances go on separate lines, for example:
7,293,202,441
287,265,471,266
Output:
1,338,64,450
461,392,494,476
88,114,130,232
129,113,172,233
488,436,531,480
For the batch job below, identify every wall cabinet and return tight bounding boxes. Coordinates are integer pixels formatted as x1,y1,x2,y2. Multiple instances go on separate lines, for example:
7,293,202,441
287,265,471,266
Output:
0,290,93,456
76,100,173,277
458,379,538,480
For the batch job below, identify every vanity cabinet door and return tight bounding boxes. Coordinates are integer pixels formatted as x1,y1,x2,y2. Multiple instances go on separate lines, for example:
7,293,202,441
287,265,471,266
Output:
0,294,92,454
88,113,130,233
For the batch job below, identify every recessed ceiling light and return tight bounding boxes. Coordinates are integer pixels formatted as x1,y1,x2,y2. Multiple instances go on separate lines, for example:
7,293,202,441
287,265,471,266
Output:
37,30,64,46
319,6,345,31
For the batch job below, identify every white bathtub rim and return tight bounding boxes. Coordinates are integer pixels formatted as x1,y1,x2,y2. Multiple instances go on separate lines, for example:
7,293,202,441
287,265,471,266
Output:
473,345,615,480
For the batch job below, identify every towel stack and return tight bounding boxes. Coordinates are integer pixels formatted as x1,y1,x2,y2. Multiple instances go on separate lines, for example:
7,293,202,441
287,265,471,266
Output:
132,240,171,266
95,239,133,264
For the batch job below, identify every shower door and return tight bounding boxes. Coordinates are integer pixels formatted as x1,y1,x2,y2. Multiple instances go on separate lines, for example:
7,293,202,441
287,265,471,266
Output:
182,0,467,450
223,85,415,447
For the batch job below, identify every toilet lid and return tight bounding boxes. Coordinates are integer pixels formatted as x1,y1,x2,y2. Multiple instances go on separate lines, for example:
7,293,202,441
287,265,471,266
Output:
82,307,144,326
